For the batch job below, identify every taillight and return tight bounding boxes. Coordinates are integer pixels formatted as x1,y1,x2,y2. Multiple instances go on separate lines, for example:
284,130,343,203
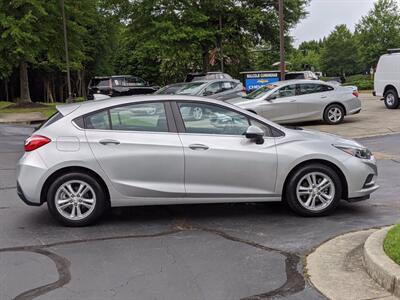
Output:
353,91,359,97
24,135,51,152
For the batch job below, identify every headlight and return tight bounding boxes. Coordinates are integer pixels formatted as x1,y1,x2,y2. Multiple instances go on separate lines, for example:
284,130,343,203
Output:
334,145,372,159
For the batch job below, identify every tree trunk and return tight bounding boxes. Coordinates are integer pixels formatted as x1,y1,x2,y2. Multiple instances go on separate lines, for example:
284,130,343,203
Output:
202,44,210,73
4,80,9,102
19,62,31,103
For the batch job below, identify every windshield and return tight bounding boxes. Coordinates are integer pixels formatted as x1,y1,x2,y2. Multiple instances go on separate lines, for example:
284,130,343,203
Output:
246,84,277,99
176,82,206,95
157,84,187,95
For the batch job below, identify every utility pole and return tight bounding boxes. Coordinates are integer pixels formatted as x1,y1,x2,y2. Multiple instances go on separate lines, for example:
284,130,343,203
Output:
278,0,285,81
60,0,73,102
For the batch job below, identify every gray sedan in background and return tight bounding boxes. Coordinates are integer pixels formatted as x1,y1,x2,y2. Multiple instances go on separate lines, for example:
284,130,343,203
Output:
17,95,378,226
156,79,244,101
228,80,361,125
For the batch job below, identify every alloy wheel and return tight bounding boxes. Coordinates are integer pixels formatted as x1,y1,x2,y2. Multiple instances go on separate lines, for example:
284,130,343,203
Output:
296,172,335,211
55,180,97,221
192,107,203,120
328,107,342,123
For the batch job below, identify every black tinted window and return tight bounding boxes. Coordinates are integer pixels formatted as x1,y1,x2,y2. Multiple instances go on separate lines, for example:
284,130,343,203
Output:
298,84,333,95
286,73,305,80
90,79,110,87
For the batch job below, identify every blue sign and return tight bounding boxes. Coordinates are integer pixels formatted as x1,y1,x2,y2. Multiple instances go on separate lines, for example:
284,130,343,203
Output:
245,77,279,93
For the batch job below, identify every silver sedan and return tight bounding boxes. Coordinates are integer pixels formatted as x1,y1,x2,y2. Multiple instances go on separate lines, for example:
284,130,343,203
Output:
17,95,378,226
227,80,361,125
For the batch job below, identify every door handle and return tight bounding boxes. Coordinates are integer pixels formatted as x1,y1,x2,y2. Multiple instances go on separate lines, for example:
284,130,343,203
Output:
189,144,209,150
321,96,328,99
99,139,120,145
290,100,296,102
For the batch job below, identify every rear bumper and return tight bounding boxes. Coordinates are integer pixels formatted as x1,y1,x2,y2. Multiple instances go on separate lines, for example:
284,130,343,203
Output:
16,152,47,206
17,182,42,206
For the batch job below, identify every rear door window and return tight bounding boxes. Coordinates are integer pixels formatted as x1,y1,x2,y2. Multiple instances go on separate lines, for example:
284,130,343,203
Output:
109,102,168,132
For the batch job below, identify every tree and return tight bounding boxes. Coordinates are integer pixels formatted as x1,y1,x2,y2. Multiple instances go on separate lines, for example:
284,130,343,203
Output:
114,0,310,84
355,0,400,70
320,25,359,76
0,0,52,103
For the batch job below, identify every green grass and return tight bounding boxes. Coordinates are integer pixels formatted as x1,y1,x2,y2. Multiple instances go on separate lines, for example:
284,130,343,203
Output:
0,101,58,118
384,224,400,265
321,74,374,90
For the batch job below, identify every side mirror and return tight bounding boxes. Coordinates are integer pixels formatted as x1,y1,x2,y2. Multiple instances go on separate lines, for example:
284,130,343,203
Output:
203,90,213,96
244,126,264,144
266,95,277,101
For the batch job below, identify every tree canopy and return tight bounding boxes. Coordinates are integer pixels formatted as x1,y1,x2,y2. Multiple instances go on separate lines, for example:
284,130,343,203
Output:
0,0,310,102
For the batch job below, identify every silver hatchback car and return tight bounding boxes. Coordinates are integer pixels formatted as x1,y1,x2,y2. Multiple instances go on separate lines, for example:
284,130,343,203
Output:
17,95,378,226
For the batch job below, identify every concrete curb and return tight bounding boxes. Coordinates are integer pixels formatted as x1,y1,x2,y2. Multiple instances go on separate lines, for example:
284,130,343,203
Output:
0,112,46,124
364,226,400,298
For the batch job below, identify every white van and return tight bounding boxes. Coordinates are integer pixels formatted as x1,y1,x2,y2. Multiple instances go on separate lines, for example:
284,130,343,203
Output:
374,49,400,109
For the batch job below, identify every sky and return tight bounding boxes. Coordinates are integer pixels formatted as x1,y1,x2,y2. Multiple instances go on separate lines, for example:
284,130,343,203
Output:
291,0,377,47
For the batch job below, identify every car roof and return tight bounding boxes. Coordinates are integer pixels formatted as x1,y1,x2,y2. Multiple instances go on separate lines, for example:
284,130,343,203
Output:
56,95,223,116
274,79,330,86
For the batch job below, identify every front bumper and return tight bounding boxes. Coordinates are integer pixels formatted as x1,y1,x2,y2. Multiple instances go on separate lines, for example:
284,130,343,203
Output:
343,156,379,200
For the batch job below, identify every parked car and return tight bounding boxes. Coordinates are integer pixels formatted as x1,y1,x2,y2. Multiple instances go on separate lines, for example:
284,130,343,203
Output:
185,72,233,82
374,49,400,109
157,79,244,100
285,71,318,81
87,75,159,100
227,80,360,125
18,95,378,226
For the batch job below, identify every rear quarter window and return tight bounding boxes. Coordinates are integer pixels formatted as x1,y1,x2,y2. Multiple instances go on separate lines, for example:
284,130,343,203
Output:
36,112,63,130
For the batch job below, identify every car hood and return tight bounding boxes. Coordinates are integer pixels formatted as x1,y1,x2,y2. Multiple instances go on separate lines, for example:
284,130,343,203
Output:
287,127,364,148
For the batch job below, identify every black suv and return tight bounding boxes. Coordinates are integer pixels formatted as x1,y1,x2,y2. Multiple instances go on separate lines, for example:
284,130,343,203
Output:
87,75,159,100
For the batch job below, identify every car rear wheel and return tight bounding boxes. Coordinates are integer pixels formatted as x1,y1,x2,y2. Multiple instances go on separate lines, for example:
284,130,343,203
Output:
323,104,345,125
384,89,399,109
47,172,107,226
284,164,342,217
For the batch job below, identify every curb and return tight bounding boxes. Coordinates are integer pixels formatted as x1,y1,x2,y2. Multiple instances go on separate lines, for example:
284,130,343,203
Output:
363,226,400,298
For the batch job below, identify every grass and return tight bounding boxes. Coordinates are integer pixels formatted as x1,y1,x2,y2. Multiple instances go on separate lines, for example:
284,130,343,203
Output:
384,224,400,265
0,101,58,118
321,74,374,90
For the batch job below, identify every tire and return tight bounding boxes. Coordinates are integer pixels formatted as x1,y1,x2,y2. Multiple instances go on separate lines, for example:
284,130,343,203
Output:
47,172,107,226
384,89,399,109
323,104,345,125
284,163,342,217
191,107,204,120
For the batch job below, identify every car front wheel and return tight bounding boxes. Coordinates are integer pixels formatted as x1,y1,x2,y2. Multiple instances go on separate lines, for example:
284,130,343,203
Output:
384,89,399,109
47,172,107,226
284,164,342,216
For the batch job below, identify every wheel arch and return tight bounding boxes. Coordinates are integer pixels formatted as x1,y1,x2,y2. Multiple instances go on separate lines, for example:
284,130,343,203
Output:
384,85,398,96
40,166,111,204
282,159,348,200
325,102,347,115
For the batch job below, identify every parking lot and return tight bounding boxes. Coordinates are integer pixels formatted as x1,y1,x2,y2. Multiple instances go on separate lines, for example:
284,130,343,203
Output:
0,92,400,300
297,93,400,139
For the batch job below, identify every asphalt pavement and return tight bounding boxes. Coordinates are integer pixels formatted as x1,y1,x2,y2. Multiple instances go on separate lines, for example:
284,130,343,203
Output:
0,124,399,300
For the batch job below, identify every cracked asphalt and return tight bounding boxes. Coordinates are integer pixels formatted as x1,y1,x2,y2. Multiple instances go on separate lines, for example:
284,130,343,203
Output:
0,124,399,300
